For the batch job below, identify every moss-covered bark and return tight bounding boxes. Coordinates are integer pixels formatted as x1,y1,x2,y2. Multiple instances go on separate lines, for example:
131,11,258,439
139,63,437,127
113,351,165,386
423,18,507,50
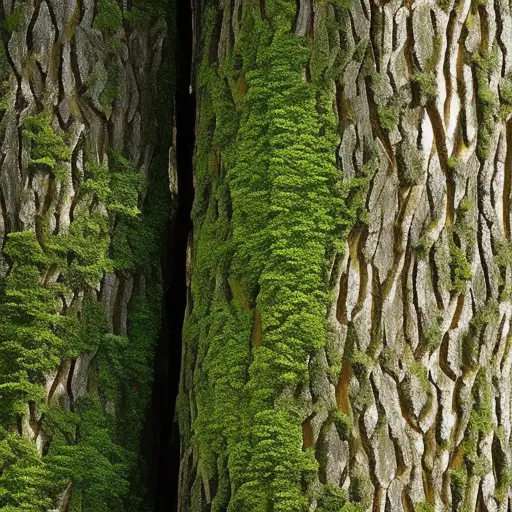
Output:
0,1,175,510
180,0,512,510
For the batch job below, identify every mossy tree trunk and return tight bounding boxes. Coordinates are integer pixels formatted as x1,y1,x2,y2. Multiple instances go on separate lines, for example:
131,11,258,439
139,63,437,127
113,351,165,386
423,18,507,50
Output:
179,0,512,510
0,1,174,510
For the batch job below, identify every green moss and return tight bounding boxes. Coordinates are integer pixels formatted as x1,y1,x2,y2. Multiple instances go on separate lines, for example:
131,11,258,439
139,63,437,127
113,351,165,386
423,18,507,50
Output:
412,72,437,100
425,36,442,72
448,239,472,294
350,350,373,379
425,324,443,351
460,370,493,463
22,114,71,169
1,11,22,33
495,470,511,503
317,484,365,511
499,70,512,119
123,0,171,24
470,300,500,331
94,0,123,31
180,2,368,509
447,156,457,169
450,467,467,505
377,105,399,132
436,0,452,12
348,466,373,507
472,47,499,160
461,301,498,371
414,502,435,512
44,397,131,511
0,191,166,508
329,410,352,440
47,209,113,288
495,240,512,299
410,361,431,392
0,428,55,510
0,231,77,426
415,221,438,259
352,41,367,64
107,151,142,218
99,64,122,117
0,0,174,508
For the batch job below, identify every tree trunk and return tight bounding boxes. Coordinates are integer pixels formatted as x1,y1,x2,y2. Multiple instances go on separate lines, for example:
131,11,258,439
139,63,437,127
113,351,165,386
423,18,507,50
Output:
0,1,174,510
179,0,512,510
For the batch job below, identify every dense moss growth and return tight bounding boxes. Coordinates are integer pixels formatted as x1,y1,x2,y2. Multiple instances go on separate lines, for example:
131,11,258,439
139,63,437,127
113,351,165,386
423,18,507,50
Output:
0,148,170,510
93,0,123,31
180,1,368,509
22,114,72,169
0,0,174,509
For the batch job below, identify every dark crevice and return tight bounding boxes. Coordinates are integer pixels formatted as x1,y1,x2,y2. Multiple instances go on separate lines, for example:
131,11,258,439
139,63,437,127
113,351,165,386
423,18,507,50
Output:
149,0,195,510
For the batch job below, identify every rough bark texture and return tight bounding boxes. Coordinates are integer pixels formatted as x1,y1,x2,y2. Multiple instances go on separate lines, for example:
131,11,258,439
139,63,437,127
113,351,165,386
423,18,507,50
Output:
0,1,174,510
179,0,512,510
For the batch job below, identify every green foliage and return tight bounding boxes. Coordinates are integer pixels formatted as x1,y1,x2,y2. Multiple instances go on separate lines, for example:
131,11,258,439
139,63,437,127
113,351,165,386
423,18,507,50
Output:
44,397,130,511
0,429,55,510
94,0,123,31
22,114,71,169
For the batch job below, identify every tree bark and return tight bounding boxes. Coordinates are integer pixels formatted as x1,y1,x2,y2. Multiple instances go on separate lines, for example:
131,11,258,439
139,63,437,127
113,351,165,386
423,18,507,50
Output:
0,1,174,510
179,0,512,510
